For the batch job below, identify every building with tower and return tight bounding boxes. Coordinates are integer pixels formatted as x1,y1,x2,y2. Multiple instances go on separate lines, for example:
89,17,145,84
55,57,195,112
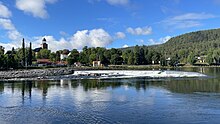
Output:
33,38,48,53
41,38,48,49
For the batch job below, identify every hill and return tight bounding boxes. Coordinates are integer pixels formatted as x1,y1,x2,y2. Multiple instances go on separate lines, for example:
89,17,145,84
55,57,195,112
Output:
122,28,220,64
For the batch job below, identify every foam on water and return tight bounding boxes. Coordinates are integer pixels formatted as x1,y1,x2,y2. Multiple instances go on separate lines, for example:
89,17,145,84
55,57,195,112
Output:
73,70,207,79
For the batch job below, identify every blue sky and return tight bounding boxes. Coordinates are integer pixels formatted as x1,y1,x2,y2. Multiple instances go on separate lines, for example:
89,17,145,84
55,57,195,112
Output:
0,0,220,51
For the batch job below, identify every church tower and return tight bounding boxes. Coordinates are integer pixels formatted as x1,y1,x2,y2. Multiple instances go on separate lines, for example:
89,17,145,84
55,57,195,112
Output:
41,38,48,49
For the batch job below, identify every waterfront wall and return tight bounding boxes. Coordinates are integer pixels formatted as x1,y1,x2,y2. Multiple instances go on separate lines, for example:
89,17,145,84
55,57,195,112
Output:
0,68,74,79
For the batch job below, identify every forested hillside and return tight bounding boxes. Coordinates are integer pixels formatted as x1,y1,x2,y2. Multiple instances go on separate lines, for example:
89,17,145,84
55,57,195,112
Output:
124,28,220,65
152,28,220,57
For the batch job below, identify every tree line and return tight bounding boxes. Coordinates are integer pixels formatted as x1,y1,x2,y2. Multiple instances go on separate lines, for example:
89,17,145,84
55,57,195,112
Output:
1,28,220,70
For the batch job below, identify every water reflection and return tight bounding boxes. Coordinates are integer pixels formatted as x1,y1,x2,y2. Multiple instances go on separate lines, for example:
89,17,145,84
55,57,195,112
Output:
1,78,220,98
1,68,220,123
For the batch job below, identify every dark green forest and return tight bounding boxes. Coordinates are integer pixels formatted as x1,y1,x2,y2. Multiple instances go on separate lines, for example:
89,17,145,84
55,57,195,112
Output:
1,28,220,70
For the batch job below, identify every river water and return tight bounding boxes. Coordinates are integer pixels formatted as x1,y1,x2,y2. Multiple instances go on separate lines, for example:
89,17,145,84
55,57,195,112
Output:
0,67,220,124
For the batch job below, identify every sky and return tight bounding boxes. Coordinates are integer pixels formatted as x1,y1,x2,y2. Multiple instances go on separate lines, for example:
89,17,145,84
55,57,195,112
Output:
0,0,220,52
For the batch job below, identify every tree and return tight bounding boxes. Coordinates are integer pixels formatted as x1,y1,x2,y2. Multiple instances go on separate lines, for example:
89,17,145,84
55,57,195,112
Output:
0,46,5,69
27,42,32,66
55,51,61,62
206,52,213,65
128,51,134,65
22,38,25,67
37,49,51,59
122,50,131,64
49,52,56,62
110,54,123,65
187,53,196,65
134,45,140,65
67,49,79,65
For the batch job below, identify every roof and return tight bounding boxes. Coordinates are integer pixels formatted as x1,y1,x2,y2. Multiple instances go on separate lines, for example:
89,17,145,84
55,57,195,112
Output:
33,47,42,52
37,59,52,64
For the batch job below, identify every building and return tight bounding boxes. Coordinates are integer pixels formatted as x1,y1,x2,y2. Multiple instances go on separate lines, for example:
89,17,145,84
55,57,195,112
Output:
93,61,102,67
41,38,48,49
33,38,48,55
197,56,207,63
36,59,52,66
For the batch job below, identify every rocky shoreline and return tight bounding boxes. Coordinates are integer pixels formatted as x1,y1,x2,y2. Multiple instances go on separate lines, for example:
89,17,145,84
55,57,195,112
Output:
0,68,74,79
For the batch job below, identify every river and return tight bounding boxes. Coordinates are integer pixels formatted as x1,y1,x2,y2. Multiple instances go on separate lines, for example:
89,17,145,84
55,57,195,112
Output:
0,67,220,124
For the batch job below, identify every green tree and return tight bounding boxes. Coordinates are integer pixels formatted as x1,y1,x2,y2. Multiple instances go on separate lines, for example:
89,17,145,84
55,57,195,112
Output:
37,49,51,59
128,51,134,65
67,49,79,65
206,52,213,65
22,38,25,67
134,45,140,65
49,52,56,62
187,53,196,65
27,42,32,66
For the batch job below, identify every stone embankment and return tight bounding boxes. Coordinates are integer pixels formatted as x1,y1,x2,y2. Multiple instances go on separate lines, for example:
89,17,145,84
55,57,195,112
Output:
0,68,74,79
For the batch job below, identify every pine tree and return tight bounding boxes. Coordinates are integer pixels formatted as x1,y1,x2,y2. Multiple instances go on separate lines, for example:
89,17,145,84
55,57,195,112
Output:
22,38,25,67
28,42,32,66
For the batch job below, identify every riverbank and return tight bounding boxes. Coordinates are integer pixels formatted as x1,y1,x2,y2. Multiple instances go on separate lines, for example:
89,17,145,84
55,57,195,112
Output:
0,68,74,79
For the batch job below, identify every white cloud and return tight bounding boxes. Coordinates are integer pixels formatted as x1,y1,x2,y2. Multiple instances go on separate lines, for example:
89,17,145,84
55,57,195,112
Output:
0,18,22,41
29,28,113,52
161,13,216,29
127,26,152,35
16,0,58,19
122,44,128,48
106,0,130,6
0,3,23,51
32,36,72,52
0,2,12,18
148,36,171,45
89,0,130,6
0,19,15,30
71,29,113,49
115,32,126,39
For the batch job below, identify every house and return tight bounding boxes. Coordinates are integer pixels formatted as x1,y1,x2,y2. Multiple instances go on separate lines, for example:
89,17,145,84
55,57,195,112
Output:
93,61,102,67
37,59,52,66
197,56,207,63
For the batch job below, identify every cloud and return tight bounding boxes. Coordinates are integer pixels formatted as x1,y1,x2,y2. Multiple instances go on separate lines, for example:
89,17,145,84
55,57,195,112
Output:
161,13,216,29
122,44,128,48
70,29,113,50
148,36,171,45
0,18,22,41
29,29,113,52
127,26,152,35
0,2,12,18
106,0,130,6
16,0,58,19
0,3,23,51
89,0,130,6
115,32,126,39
